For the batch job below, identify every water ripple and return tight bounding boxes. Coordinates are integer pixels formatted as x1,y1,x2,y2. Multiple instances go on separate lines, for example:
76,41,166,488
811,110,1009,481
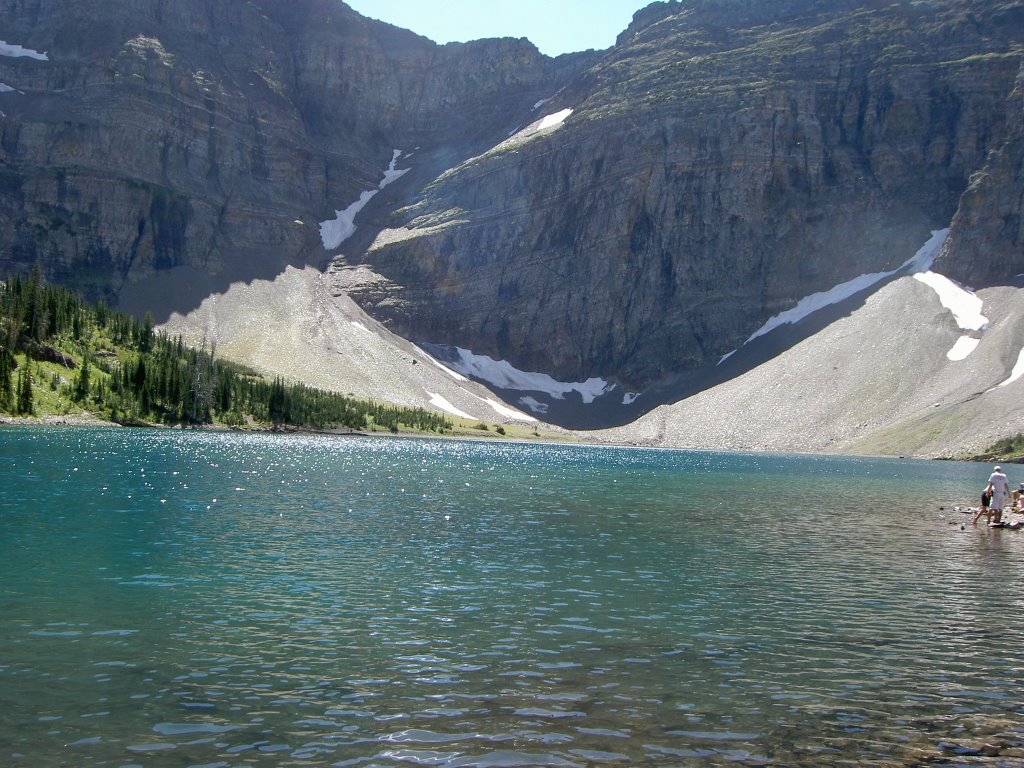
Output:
2,429,1024,766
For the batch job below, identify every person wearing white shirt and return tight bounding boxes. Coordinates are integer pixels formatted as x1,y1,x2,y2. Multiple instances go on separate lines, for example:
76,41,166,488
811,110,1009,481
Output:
987,465,1010,523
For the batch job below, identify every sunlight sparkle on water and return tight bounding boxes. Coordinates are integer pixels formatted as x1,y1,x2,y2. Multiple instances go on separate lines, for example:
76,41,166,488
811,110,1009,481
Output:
1,427,1022,767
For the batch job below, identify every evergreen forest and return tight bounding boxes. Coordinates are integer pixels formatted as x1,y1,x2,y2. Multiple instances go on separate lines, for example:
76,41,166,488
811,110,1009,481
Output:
0,269,453,434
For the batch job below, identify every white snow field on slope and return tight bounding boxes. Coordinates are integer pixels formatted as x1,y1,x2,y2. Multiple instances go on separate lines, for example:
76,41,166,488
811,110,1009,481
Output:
746,229,950,346
445,346,611,407
319,150,410,250
0,40,49,60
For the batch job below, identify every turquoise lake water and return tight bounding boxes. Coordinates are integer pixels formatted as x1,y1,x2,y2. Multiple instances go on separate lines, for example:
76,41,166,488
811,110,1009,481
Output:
1,426,1023,767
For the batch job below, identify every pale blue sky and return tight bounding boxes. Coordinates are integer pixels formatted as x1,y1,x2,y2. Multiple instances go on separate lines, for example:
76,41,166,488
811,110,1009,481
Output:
343,0,651,56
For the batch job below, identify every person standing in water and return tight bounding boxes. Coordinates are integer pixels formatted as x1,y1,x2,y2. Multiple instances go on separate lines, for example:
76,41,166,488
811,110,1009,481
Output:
973,485,993,525
988,465,1010,524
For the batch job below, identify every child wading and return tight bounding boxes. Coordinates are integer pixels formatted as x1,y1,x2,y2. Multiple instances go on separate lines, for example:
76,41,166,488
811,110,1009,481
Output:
973,486,994,526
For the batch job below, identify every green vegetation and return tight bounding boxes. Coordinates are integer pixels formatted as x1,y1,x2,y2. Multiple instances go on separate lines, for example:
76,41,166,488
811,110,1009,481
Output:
968,433,1024,464
0,268,453,435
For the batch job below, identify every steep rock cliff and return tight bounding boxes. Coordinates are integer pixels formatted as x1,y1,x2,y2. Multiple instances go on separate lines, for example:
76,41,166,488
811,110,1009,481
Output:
936,56,1024,289
348,0,1024,396
2,0,1023,433
0,0,588,313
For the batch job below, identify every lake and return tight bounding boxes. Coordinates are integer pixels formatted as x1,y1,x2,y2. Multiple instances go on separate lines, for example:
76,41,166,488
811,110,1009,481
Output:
1,426,1022,767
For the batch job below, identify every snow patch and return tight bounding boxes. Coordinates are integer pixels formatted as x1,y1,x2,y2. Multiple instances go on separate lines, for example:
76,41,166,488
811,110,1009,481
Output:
447,347,611,403
437,107,575,183
319,190,375,251
536,108,573,131
946,336,980,361
0,40,49,60
0,83,20,94
622,392,640,406
905,228,950,272
319,150,410,250
378,149,409,189
533,98,550,110
913,271,988,331
416,346,469,382
505,108,573,144
518,396,549,415
745,268,896,344
733,229,950,354
481,396,537,422
349,320,372,334
425,391,475,420
996,348,1024,389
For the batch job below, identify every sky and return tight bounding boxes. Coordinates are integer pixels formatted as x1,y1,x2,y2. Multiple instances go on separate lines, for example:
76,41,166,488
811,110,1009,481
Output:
343,0,652,57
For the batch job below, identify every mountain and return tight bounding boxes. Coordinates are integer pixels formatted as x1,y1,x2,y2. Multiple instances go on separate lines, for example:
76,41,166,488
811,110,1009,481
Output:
0,0,591,309
348,0,1024,423
2,0,1024,453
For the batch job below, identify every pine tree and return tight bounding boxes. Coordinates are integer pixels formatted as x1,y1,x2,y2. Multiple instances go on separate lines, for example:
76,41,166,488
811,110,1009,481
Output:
132,356,146,393
268,376,287,426
17,360,33,415
27,263,48,344
74,358,91,403
140,312,154,352
0,350,12,411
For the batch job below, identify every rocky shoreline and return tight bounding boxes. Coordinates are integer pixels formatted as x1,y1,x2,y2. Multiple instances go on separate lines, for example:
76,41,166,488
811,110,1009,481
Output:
0,413,114,428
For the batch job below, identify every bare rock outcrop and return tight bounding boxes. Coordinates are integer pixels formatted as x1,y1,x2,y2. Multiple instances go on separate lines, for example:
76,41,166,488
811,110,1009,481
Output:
2,0,1023,436
351,0,1024,395
0,0,589,315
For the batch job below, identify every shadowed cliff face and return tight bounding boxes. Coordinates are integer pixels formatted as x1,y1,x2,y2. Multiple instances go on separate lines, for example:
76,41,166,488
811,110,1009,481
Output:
0,0,589,313
349,0,1024,390
1,0,1022,427
936,57,1024,290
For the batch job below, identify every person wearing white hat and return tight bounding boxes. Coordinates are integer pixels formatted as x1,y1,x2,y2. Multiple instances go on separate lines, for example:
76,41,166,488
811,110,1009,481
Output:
987,465,1010,524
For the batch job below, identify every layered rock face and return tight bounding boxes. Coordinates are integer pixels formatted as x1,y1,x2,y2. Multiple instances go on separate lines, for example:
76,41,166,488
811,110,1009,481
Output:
349,0,1024,392
936,56,1024,289
0,0,585,312
2,0,1023,428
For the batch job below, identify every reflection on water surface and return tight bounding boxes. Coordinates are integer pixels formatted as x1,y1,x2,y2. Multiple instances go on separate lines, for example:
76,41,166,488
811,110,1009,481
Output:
1,427,1023,766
